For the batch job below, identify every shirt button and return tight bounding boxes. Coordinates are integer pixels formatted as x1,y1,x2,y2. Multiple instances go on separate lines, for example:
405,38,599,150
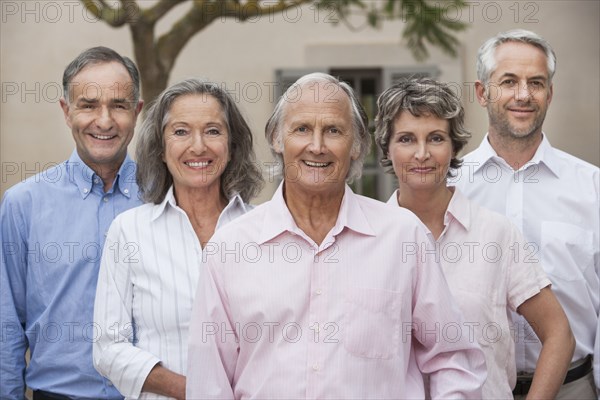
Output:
94,178,100,184
103,197,109,203
83,188,89,194
124,188,129,194
312,363,320,371
316,289,322,295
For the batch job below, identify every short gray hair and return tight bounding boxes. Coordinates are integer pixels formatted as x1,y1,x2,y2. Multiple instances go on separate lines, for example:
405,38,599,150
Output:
136,78,264,204
477,29,556,85
374,78,471,177
62,46,140,104
265,73,370,183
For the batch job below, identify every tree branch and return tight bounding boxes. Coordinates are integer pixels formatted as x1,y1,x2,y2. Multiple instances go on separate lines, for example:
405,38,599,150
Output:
156,0,215,73
144,0,188,24
82,0,469,106
80,0,128,27
119,0,142,24
221,0,315,20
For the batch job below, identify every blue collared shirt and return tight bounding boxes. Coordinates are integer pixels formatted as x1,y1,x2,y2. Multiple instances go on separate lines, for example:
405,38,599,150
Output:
1,150,142,399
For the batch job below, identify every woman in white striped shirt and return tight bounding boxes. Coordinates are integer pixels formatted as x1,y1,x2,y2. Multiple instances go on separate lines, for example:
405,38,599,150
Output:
93,79,263,399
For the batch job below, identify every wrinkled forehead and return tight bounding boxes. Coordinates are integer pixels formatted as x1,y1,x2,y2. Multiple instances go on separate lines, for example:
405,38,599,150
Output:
490,41,550,79
164,93,226,126
68,61,135,101
282,81,352,120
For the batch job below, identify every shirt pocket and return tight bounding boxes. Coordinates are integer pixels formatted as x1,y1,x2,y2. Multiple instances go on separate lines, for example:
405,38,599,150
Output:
343,287,403,359
541,221,594,282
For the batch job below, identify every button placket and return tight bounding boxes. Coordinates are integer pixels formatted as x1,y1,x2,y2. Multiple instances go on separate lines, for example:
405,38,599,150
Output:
306,241,330,397
507,171,524,231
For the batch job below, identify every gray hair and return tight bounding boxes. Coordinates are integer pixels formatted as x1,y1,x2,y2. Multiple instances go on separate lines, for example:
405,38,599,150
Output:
136,78,264,204
374,78,471,177
62,46,141,104
265,72,370,183
477,29,556,85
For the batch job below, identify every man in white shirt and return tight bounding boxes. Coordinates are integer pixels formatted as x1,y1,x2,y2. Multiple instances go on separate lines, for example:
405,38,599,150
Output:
595,316,600,396
453,29,599,398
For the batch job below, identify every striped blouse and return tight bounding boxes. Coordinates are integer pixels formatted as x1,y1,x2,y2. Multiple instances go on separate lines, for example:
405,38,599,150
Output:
93,186,250,399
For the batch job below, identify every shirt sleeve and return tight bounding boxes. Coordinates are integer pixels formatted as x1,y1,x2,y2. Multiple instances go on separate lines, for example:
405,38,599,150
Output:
186,241,238,399
0,191,29,400
594,170,600,394
411,228,487,399
595,315,600,392
93,217,160,399
505,223,552,312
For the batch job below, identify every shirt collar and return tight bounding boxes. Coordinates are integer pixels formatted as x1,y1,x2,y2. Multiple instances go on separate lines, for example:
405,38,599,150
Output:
67,150,95,198
115,155,137,198
67,150,136,199
444,187,471,231
470,133,560,177
386,187,471,233
469,134,503,174
529,135,561,177
258,182,301,244
258,182,375,245
151,185,248,222
334,184,376,237
385,190,399,207
152,186,177,220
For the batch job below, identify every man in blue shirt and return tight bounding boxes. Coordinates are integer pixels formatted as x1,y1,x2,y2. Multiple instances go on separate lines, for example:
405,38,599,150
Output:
1,47,144,399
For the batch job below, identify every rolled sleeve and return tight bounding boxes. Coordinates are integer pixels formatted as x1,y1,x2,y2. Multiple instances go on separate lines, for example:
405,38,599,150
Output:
506,225,552,312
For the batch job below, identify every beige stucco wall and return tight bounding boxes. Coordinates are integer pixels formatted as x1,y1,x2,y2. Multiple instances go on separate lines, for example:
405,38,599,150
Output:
1,1,598,202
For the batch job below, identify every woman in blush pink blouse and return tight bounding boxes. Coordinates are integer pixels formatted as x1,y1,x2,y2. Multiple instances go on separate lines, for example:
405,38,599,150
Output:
374,78,574,399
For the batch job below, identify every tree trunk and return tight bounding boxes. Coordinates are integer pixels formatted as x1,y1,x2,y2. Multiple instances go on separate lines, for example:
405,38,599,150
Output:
128,18,171,110
140,67,169,108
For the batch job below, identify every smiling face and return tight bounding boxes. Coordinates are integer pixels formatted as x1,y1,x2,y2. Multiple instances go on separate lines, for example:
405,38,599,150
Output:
388,111,453,192
60,61,142,174
276,81,357,197
476,41,553,141
163,94,229,197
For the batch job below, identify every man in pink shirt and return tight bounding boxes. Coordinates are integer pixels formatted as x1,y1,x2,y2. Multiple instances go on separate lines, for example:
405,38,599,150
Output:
186,73,486,399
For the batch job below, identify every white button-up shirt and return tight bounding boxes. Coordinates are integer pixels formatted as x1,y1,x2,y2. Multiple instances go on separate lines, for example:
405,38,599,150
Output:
187,183,486,399
387,187,551,398
595,315,600,390
93,186,251,399
451,134,599,373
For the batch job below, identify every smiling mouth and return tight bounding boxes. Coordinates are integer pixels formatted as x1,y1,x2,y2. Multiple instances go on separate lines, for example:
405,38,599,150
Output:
185,161,211,168
303,160,331,168
508,108,535,113
409,167,436,173
91,134,116,140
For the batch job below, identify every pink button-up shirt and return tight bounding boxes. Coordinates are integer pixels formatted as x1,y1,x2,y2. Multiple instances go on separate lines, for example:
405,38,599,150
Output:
452,135,599,373
388,187,551,398
187,183,486,399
